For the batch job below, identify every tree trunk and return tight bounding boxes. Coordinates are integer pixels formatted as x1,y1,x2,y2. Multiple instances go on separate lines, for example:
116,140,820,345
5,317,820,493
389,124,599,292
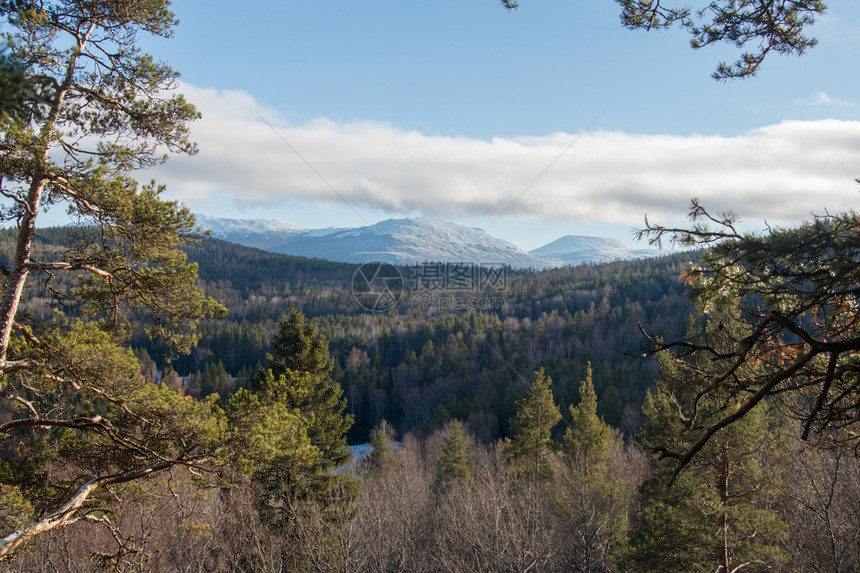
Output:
0,22,94,369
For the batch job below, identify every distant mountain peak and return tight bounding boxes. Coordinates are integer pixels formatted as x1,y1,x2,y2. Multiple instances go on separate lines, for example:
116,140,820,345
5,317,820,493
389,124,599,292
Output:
274,216,536,267
193,214,659,269
530,235,631,253
194,213,306,251
195,213,304,236
529,234,659,267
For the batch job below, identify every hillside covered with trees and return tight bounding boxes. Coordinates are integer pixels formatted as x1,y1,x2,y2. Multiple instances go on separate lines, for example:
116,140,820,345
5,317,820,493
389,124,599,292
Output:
2,0,858,571
3,227,696,442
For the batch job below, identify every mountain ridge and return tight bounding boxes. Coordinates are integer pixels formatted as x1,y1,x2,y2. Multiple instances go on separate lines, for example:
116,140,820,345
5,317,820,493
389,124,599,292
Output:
195,214,659,269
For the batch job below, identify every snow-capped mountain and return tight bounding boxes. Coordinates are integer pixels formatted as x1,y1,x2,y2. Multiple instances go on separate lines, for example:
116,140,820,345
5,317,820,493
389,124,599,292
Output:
194,214,306,251
194,215,659,269
529,235,659,267
267,217,539,268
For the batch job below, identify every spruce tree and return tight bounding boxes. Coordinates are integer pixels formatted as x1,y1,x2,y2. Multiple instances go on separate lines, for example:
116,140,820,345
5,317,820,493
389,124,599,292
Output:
268,307,335,379
242,308,356,528
364,420,396,476
434,420,474,494
506,368,561,481
563,362,614,470
557,363,631,572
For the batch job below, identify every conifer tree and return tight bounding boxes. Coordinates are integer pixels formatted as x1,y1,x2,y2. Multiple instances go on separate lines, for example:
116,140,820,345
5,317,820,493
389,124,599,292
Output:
563,362,614,470
268,307,335,379
242,308,356,528
637,204,860,473
506,0,826,80
364,420,396,476
506,368,561,480
434,420,474,494
0,0,229,558
632,351,789,572
557,363,632,572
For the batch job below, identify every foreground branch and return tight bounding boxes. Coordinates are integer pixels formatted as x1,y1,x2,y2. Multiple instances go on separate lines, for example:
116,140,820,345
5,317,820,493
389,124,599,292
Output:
0,458,204,559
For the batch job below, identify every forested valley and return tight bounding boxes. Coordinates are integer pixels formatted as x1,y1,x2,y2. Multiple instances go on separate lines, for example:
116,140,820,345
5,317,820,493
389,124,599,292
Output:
5,227,694,443
3,227,859,572
2,1,858,570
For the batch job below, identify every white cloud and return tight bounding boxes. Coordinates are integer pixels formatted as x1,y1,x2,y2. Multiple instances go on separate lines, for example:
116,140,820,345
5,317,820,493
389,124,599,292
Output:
796,91,854,107
149,84,860,229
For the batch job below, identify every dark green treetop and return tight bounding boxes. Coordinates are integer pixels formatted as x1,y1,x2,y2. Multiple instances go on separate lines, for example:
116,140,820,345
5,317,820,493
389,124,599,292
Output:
269,307,336,379
237,308,356,529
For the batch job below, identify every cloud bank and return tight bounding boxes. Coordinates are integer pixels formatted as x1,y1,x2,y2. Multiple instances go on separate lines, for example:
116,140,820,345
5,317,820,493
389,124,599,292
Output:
151,84,860,228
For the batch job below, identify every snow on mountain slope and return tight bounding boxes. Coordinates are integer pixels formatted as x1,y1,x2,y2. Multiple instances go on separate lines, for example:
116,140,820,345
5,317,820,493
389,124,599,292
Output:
194,213,306,251
530,235,659,267
194,214,660,269
269,217,540,268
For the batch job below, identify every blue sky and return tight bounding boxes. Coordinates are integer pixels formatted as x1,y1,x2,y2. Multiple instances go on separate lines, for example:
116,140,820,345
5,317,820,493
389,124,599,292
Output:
131,0,860,250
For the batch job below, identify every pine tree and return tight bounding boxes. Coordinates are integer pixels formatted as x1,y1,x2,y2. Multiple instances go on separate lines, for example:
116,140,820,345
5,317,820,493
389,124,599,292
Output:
556,363,632,572
506,368,561,480
631,352,789,572
0,1,227,557
434,420,474,494
507,1,825,80
637,204,860,472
